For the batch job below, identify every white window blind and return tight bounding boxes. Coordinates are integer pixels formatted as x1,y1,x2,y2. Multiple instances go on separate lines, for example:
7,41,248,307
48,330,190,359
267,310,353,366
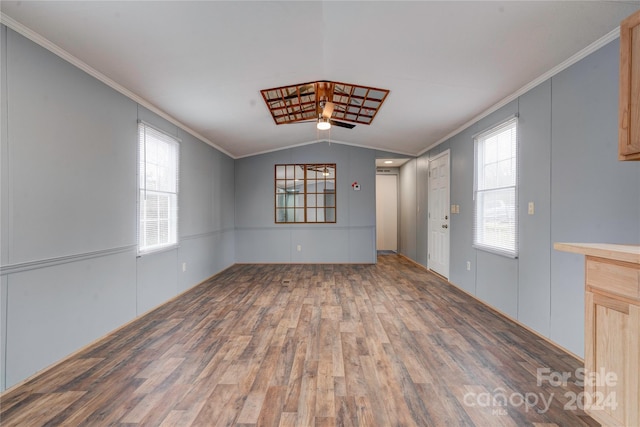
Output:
138,122,179,253
473,117,518,258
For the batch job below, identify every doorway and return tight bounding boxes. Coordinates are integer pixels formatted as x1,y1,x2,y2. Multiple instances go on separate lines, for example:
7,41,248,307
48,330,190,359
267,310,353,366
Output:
428,150,450,278
376,174,398,252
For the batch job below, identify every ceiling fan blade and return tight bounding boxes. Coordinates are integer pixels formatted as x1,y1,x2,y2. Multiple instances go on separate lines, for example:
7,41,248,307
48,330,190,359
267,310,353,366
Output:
290,119,316,124
330,119,355,129
322,101,334,118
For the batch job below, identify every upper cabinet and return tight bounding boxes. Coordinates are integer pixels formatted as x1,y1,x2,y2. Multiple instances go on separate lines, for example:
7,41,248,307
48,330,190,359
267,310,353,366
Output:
619,9,640,160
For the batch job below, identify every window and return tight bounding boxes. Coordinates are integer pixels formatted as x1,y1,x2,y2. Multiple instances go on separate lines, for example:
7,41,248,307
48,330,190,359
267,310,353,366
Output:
275,164,336,223
473,117,518,258
138,122,179,253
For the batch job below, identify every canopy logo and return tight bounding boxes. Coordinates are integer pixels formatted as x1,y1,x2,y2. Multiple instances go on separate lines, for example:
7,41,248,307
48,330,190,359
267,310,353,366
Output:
462,367,619,417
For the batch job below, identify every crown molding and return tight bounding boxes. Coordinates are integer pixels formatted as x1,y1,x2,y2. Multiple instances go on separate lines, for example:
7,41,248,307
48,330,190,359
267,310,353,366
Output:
417,26,621,157
0,12,236,159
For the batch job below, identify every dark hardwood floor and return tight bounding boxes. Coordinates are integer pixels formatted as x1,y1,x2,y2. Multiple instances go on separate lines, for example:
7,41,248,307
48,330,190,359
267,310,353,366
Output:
0,254,598,426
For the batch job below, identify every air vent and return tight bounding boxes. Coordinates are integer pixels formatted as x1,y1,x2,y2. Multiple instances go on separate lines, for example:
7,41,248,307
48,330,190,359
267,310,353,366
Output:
377,168,392,173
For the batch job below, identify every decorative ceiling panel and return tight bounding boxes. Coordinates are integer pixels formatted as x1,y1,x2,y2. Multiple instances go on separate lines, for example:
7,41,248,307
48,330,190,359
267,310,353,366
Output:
261,81,390,127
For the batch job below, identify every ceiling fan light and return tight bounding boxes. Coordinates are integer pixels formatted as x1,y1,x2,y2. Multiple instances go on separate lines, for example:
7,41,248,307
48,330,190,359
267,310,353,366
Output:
317,118,331,130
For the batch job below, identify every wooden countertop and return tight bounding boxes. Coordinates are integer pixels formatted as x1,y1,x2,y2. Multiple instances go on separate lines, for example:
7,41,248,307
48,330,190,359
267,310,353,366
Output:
554,243,640,264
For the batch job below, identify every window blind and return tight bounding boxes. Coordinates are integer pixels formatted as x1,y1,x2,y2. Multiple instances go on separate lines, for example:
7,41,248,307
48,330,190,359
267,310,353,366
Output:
138,122,180,253
473,117,518,258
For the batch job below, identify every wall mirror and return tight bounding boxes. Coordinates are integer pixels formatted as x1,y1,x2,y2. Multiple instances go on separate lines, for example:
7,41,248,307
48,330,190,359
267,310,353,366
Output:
275,164,336,223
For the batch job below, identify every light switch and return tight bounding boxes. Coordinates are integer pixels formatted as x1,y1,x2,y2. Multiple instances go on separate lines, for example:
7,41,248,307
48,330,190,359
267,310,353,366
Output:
528,202,535,215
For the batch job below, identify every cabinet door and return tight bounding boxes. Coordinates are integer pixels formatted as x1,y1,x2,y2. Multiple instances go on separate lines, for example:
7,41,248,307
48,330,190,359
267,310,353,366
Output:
585,291,640,426
619,9,640,160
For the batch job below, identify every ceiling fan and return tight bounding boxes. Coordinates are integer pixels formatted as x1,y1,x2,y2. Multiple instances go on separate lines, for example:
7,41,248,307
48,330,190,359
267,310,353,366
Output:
260,81,390,131
313,81,352,130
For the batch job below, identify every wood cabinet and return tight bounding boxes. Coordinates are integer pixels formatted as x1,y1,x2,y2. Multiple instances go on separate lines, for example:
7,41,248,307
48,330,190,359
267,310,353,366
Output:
585,259,639,426
555,243,640,427
619,9,640,160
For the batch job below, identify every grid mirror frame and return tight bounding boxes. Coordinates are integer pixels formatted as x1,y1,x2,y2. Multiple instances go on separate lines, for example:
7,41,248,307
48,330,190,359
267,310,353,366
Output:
275,164,336,223
261,81,390,126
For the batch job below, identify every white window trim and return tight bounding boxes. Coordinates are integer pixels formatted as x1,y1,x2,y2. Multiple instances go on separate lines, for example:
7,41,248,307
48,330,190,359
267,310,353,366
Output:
473,116,518,259
137,121,180,255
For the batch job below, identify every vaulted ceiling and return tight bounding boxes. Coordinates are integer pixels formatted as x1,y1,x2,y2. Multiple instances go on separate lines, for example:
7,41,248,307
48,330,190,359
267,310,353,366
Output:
1,1,639,158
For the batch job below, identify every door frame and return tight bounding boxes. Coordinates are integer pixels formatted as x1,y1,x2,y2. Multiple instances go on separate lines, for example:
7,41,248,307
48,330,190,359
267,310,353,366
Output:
427,150,451,279
375,172,399,252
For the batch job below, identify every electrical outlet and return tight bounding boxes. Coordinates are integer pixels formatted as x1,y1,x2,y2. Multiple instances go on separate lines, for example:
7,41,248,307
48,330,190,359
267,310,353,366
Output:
297,245,302,252
528,202,535,215
466,261,471,271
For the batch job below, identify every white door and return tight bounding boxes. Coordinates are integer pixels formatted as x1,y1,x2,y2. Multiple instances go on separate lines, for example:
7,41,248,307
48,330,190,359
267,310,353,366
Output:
376,174,398,251
428,151,450,278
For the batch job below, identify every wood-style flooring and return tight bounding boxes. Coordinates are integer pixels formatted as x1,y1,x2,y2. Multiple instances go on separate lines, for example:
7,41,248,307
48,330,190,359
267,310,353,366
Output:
0,254,598,426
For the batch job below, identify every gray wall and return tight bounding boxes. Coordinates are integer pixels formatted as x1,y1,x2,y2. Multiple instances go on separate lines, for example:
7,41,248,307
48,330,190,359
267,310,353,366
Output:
235,143,400,264
1,24,8,392
400,39,640,357
399,159,417,260
549,40,640,352
0,27,235,390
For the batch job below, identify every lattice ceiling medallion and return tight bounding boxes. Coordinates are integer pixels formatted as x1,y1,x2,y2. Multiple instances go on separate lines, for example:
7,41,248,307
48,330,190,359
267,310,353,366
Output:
261,81,390,130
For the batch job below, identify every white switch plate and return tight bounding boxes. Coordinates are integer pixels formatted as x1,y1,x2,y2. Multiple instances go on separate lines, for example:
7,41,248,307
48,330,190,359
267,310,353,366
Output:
466,261,471,271
182,262,187,272
297,245,302,252
528,202,535,215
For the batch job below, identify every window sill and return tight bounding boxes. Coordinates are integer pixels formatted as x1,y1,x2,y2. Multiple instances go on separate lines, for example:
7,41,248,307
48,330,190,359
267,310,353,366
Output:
137,244,179,258
473,245,518,259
